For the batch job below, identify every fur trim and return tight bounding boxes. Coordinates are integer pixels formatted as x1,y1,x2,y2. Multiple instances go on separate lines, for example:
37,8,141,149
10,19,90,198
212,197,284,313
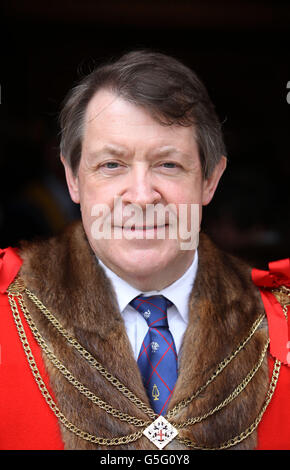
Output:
18,222,269,450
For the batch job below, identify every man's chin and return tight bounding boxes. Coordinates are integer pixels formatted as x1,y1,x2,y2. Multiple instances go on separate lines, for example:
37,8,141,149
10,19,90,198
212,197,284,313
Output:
105,249,174,277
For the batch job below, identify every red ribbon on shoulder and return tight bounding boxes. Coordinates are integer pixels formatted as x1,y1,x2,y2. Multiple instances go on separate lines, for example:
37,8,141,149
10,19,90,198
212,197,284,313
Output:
252,259,290,365
0,247,23,294
252,259,290,289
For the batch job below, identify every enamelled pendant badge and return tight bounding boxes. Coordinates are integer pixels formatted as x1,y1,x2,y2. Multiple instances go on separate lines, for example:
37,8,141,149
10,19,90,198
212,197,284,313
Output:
143,416,178,449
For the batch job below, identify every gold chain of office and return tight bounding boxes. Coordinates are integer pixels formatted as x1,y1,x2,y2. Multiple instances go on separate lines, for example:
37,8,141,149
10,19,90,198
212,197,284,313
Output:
7,277,287,449
271,285,290,320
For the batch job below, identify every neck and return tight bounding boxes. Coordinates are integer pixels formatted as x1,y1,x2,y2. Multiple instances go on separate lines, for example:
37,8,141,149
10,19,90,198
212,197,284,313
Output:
100,252,196,292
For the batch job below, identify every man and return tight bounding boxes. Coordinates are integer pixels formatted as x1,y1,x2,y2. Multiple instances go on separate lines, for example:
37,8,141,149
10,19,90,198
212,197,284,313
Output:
0,50,289,450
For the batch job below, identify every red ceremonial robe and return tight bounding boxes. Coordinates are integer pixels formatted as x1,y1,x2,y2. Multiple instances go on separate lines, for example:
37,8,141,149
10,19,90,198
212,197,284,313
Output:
0,246,289,450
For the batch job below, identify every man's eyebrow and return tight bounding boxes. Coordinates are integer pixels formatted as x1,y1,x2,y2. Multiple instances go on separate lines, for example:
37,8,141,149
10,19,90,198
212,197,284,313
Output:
90,145,127,157
152,146,191,159
88,145,191,160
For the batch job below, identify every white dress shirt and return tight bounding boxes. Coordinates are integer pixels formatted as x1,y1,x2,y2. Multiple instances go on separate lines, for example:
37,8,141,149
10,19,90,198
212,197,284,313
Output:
98,251,198,360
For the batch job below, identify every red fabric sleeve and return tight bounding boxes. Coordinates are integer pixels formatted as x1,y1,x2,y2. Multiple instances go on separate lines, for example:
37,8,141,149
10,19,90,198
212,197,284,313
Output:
252,260,290,449
0,247,64,449
257,353,290,449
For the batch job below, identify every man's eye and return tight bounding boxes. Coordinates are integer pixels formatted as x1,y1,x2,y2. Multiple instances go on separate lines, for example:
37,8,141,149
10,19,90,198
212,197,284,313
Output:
103,162,120,169
162,162,178,168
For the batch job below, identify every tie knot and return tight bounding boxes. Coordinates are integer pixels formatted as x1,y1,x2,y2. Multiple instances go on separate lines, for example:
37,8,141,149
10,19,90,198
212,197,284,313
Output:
130,295,172,328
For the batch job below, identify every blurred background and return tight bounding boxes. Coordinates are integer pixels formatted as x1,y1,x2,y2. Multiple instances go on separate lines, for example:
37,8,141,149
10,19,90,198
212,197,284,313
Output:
0,0,289,268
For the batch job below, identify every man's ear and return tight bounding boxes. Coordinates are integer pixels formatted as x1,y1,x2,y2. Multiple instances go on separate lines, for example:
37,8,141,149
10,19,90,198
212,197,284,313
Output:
202,156,227,206
60,154,80,204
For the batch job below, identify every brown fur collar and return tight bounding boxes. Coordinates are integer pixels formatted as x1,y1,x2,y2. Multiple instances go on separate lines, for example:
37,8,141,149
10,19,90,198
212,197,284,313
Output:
18,221,269,450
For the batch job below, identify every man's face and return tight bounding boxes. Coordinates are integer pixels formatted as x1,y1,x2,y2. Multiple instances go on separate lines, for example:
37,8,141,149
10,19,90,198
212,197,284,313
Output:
63,89,226,289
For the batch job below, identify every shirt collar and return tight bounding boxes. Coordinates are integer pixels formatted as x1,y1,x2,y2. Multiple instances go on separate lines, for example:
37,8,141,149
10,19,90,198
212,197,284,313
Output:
98,251,198,323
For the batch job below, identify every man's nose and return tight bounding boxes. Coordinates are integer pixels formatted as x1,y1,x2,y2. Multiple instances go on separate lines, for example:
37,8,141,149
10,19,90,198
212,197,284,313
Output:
121,164,161,208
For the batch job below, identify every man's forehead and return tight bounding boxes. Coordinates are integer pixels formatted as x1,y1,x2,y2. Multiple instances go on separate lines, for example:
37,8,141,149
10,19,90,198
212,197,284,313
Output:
85,89,120,123
83,88,197,145
80,89,200,167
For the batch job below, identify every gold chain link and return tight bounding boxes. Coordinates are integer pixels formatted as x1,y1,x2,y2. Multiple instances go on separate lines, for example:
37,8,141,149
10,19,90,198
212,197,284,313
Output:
22,281,266,420
18,291,269,431
177,359,281,449
23,285,157,420
18,295,151,428
166,312,265,419
7,278,280,449
271,285,290,320
8,292,144,446
172,337,269,429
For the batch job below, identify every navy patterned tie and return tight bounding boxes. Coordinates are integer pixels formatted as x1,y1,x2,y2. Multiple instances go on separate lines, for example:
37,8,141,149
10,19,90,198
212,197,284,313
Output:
130,295,178,415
